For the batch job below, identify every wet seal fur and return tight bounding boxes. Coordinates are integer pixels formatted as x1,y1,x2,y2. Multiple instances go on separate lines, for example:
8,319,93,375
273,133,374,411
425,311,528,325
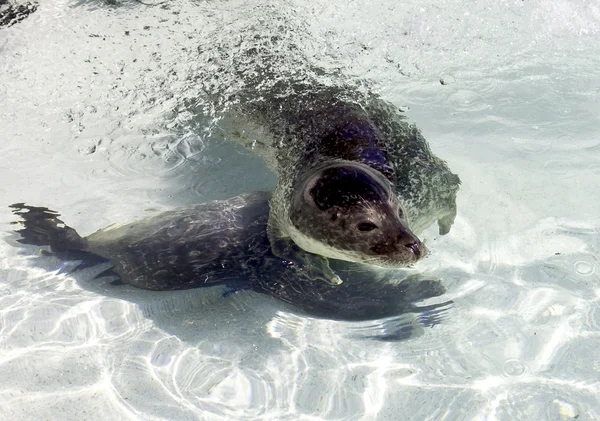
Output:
9,194,451,327
0,0,37,28
224,85,461,283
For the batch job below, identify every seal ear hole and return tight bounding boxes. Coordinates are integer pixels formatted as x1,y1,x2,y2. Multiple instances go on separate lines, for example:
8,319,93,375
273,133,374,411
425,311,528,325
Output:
357,222,378,232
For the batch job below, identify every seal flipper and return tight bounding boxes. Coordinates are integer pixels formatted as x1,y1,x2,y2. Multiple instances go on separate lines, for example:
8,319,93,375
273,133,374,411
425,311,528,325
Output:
10,203,88,252
437,207,457,235
270,236,342,285
9,204,120,277
256,263,450,322
437,173,461,235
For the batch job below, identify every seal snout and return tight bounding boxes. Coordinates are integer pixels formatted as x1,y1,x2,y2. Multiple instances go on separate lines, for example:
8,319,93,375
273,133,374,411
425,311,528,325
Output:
405,241,423,258
395,228,427,260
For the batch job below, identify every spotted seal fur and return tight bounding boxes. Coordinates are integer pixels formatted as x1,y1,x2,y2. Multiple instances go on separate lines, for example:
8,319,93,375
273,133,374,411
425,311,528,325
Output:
187,9,460,284
0,0,37,28
222,84,461,284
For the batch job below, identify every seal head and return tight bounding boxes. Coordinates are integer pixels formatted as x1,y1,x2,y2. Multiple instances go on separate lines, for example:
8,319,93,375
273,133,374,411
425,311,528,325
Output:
288,162,426,267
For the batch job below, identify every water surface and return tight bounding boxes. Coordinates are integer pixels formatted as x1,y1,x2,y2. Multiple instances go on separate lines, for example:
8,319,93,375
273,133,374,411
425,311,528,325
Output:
1,0,599,419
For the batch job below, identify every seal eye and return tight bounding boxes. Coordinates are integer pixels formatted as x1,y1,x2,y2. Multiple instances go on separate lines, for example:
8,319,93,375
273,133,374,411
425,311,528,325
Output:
357,222,378,232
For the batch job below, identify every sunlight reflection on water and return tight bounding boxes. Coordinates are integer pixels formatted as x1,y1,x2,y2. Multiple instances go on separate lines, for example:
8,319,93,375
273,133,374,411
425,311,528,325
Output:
1,0,600,419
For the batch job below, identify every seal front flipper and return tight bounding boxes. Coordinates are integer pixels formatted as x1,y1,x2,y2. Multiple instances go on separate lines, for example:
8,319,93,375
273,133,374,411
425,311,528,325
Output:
437,207,457,236
270,236,343,286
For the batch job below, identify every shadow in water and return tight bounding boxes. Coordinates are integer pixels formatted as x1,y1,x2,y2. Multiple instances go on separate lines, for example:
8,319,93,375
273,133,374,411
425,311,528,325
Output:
9,194,453,341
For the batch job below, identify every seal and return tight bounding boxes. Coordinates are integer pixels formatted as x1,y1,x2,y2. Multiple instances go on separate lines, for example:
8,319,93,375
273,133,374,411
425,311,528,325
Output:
10,195,450,324
11,193,274,291
222,84,461,284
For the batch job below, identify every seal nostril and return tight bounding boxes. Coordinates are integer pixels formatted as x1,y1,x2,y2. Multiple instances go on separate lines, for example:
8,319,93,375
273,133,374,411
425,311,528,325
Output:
405,242,421,258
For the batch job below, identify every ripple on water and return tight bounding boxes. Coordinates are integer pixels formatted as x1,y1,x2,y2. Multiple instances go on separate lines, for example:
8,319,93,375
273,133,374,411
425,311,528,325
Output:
574,260,597,277
149,341,277,418
511,135,553,155
543,332,600,381
445,89,491,113
489,384,595,420
589,162,600,175
110,354,197,420
266,310,438,417
502,358,526,377
158,325,375,419
104,132,205,178
542,158,580,178
585,305,600,333
517,255,598,296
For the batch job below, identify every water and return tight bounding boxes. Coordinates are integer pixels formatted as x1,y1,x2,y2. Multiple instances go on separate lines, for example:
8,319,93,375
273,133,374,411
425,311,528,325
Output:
1,0,599,419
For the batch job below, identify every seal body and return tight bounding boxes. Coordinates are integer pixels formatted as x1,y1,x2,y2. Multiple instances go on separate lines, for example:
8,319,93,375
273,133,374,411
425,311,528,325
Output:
13,192,273,291
224,84,460,271
183,5,459,279
10,197,449,323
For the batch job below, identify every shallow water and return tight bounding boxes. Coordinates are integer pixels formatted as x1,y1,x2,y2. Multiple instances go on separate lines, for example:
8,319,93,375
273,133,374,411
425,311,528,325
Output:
1,0,599,419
